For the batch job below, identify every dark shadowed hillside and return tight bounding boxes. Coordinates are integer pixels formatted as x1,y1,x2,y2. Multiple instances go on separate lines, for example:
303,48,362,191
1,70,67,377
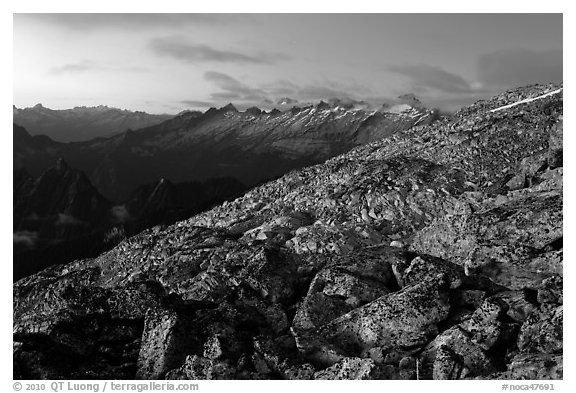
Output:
13,160,247,281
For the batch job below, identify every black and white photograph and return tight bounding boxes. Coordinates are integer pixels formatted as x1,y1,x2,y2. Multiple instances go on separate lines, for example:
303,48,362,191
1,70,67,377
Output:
10,6,565,385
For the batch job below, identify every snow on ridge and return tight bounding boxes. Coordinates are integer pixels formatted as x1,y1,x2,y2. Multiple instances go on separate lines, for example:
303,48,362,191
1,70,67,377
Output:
489,88,563,113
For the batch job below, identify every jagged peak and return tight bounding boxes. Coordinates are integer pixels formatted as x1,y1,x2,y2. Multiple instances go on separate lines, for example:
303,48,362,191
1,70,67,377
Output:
244,106,263,116
54,157,69,173
157,177,172,186
204,107,220,117
177,109,203,117
220,103,238,113
397,93,424,108
277,97,299,105
290,106,303,115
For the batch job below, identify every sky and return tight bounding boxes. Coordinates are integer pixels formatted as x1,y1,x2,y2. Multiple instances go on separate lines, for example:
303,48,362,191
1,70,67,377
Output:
13,13,563,114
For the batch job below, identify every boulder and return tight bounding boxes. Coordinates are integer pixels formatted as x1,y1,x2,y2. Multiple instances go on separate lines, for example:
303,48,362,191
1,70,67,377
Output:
548,116,563,168
313,276,451,362
164,355,235,380
411,190,562,290
136,308,195,379
517,305,562,354
432,345,470,380
508,353,562,380
421,326,498,378
314,357,380,380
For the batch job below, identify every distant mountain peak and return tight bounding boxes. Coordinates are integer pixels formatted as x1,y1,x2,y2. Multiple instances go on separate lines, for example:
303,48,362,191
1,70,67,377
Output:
397,93,423,109
277,97,299,105
221,103,238,113
290,106,303,115
245,107,263,116
177,109,203,117
54,157,69,173
13,104,174,142
158,177,171,186
204,107,220,117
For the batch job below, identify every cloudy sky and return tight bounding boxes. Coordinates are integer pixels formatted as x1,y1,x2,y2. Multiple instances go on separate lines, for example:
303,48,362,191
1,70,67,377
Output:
13,13,562,113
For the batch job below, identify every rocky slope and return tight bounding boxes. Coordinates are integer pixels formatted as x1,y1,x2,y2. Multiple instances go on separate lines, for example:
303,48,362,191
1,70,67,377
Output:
13,84,562,380
13,104,174,142
14,100,436,201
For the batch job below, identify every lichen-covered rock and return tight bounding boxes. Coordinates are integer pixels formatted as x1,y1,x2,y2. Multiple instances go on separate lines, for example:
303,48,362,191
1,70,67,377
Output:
308,276,451,364
292,248,399,341
313,357,380,380
537,276,563,305
164,355,235,380
460,297,519,351
489,290,538,323
508,353,562,380
432,345,470,380
136,308,195,379
411,189,562,290
517,305,562,354
548,116,563,168
422,326,498,378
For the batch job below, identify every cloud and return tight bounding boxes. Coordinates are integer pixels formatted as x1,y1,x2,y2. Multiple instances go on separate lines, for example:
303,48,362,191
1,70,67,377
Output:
13,231,38,247
17,14,242,32
421,92,497,113
211,92,242,100
149,37,289,65
50,60,148,75
51,62,100,74
477,48,562,88
180,100,216,108
111,205,131,223
261,80,299,96
387,64,473,94
383,51,562,113
261,79,370,102
297,85,356,100
184,73,374,110
204,71,268,102
56,213,83,226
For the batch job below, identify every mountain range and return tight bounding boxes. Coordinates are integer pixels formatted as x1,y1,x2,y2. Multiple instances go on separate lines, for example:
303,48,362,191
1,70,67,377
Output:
13,84,563,380
13,104,174,142
14,99,437,202
13,96,437,280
